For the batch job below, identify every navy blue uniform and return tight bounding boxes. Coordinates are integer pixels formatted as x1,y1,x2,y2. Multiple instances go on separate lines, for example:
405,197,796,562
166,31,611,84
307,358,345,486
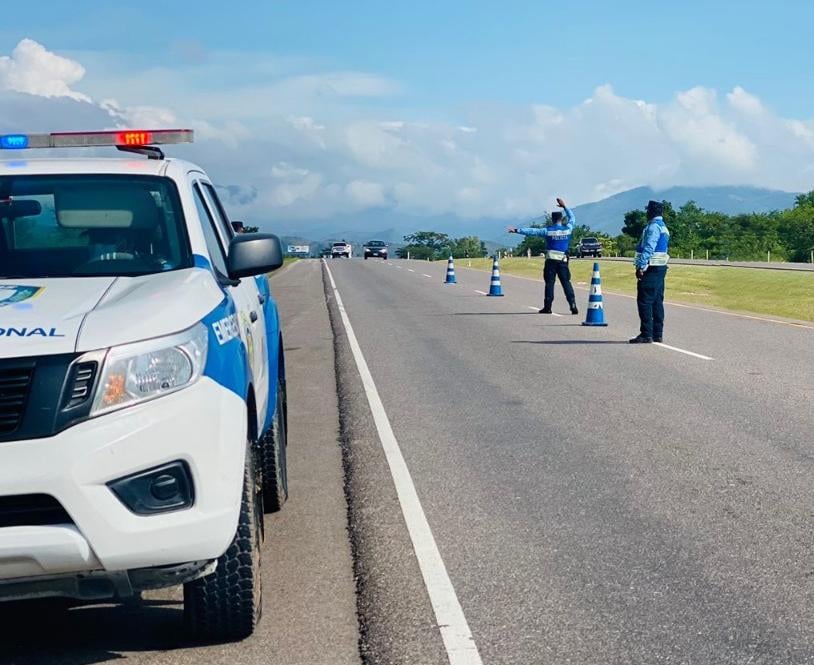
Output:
516,207,577,311
634,216,670,340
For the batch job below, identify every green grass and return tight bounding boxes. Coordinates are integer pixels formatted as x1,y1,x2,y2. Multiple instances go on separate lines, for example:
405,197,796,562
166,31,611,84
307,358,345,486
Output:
458,258,814,322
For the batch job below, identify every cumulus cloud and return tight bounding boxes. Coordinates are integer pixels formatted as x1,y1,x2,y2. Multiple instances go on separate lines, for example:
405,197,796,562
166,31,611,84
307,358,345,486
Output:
0,39,90,102
2,38,814,231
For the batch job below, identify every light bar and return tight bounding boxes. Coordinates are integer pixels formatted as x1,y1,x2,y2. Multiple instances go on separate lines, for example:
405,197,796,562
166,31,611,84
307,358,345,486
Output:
0,129,194,150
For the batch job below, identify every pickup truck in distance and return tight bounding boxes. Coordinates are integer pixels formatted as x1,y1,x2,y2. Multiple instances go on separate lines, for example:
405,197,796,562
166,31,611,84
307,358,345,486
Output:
574,237,602,258
363,240,388,260
331,241,352,258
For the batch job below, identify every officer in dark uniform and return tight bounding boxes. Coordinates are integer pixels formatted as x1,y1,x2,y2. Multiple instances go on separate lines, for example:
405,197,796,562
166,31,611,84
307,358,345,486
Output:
630,200,670,343
507,197,578,314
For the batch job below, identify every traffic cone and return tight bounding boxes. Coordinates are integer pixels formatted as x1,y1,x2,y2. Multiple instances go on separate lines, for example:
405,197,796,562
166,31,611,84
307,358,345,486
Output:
444,256,457,284
488,256,504,296
582,262,608,326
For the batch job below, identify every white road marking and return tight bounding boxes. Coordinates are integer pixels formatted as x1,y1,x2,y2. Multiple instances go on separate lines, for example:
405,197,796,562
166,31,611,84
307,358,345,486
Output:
525,305,562,317
474,290,487,295
423,274,432,278
654,342,713,361
323,261,483,665
408,269,415,272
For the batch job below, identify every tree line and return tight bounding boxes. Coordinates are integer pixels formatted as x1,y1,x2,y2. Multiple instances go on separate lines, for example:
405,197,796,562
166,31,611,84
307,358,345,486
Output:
617,193,814,262
397,190,814,262
396,231,488,260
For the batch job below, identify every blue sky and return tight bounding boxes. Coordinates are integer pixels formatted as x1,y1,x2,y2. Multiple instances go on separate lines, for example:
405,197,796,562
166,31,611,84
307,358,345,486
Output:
3,0,812,115
1,1,814,232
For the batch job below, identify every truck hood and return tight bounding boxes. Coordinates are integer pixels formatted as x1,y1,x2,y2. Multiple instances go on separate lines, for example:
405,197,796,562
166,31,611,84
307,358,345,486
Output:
0,269,224,359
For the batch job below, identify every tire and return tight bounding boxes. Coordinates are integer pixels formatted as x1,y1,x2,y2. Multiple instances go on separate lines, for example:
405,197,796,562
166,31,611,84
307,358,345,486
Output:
364,255,368,260
259,376,288,513
183,450,263,643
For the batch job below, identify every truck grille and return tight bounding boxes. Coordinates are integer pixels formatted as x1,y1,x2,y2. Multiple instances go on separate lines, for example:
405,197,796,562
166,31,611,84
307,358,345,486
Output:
0,494,73,527
64,361,98,409
0,364,34,434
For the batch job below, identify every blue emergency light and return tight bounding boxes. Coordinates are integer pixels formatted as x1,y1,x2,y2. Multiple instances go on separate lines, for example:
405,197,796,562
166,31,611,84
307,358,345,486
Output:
0,135,29,149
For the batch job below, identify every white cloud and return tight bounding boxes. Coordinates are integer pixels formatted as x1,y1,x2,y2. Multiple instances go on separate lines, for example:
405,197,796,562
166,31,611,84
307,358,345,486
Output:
0,39,90,102
346,180,386,207
3,38,814,231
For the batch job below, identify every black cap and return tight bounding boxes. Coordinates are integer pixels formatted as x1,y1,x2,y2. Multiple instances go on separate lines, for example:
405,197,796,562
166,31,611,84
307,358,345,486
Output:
551,211,563,223
647,200,664,218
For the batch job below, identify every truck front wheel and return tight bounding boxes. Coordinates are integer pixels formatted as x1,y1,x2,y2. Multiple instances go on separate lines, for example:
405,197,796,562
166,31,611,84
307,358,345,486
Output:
183,449,263,642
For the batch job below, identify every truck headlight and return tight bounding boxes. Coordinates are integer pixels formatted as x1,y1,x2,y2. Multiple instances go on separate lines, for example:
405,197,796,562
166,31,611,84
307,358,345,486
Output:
91,323,209,417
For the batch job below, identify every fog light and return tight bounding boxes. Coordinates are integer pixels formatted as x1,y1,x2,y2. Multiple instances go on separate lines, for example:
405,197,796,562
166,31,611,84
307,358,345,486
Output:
109,461,194,515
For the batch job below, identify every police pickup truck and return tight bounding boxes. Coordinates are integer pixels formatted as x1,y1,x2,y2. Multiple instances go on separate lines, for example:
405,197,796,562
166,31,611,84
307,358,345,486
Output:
0,129,288,642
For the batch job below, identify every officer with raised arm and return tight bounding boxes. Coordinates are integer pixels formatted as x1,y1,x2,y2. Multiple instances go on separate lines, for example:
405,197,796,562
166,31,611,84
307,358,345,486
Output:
507,197,579,314
630,200,670,343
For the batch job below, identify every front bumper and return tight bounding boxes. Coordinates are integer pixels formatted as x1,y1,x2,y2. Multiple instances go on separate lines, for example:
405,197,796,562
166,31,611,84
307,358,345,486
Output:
0,377,246,581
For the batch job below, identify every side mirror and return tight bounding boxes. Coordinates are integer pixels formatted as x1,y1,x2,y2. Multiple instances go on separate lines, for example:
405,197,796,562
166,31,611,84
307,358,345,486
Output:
227,233,284,278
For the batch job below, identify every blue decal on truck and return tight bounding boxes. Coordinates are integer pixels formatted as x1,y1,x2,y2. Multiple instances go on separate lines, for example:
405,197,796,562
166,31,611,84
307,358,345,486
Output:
202,297,250,399
0,285,44,307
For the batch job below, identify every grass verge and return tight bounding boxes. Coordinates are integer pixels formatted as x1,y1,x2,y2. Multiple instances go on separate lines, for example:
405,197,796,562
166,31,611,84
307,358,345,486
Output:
456,258,814,322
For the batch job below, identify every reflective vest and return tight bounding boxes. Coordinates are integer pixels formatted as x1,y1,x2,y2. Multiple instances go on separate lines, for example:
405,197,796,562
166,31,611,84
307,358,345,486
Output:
635,218,670,267
544,226,572,260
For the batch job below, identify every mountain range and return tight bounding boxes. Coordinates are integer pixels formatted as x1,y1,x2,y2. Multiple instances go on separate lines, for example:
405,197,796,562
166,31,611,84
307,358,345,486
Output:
271,185,800,252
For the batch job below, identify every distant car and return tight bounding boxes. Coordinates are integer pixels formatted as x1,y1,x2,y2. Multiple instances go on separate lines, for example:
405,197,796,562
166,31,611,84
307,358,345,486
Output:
320,247,332,258
331,241,352,258
574,237,602,258
363,240,388,260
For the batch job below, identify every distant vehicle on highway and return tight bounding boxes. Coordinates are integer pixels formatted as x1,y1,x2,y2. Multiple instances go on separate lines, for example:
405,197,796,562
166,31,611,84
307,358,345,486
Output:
363,240,388,260
0,128,289,643
574,237,603,258
331,241,352,258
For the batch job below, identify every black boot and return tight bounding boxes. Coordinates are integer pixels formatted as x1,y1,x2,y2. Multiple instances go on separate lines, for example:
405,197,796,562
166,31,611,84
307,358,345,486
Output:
539,304,552,314
629,334,653,344
570,303,579,315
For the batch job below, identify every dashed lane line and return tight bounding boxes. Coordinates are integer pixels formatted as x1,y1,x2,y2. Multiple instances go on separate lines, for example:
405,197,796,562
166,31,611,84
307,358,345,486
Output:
654,342,713,361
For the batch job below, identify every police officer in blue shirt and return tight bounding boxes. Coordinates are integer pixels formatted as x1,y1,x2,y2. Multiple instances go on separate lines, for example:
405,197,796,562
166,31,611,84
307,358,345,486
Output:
630,200,670,343
507,197,579,314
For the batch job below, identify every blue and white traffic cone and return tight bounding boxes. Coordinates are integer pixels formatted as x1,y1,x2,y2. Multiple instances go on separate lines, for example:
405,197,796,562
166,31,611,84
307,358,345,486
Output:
582,262,608,326
488,256,504,296
444,256,457,284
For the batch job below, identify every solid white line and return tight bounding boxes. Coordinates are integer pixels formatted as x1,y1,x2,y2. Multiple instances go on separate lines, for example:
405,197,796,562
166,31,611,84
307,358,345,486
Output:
323,261,483,665
654,342,713,361
474,290,487,295
526,306,539,311
551,312,564,318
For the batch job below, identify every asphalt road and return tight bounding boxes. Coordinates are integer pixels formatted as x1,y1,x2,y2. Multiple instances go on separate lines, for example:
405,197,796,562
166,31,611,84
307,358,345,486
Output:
1,260,360,665
326,257,814,665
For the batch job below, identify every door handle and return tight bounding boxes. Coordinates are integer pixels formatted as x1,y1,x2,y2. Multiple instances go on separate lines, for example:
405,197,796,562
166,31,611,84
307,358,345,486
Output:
258,294,266,305
250,310,258,323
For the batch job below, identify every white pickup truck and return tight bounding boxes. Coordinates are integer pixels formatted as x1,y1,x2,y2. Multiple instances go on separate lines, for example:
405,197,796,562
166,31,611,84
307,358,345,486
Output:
0,129,289,642
331,241,352,258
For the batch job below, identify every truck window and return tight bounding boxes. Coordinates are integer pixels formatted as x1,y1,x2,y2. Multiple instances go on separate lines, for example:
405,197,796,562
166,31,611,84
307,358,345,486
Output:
0,175,191,278
193,184,229,276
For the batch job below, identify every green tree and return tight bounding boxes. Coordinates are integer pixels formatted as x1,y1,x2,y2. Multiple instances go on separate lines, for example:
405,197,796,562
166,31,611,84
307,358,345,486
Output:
402,231,450,253
449,236,487,258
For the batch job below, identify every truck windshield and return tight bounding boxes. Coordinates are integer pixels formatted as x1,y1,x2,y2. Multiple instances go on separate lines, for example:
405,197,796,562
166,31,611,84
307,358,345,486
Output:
583,237,597,243
0,174,192,278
